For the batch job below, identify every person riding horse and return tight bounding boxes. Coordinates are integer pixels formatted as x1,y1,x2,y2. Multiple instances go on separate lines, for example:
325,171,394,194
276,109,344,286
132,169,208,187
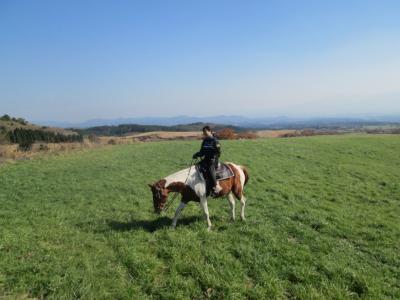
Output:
192,126,222,195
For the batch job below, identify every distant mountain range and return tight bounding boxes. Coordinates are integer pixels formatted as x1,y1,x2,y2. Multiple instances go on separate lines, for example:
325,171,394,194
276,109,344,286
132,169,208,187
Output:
36,115,400,129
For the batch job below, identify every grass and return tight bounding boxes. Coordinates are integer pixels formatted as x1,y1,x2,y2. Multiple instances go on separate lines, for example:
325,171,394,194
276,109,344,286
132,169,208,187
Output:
0,135,399,299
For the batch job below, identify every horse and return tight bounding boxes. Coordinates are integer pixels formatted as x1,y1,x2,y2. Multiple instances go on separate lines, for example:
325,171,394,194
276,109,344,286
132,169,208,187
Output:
148,162,249,231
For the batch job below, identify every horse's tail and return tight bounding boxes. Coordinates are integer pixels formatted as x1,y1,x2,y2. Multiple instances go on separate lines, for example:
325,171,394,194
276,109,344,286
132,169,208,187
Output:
241,166,249,186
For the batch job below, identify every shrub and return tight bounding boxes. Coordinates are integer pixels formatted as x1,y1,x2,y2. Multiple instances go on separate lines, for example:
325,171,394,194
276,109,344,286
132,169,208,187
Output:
0,114,11,121
18,141,33,151
88,134,100,143
280,131,301,138
0,134,8,145
216,128,236,140
39,144,49,151
16,118,27,125
237,132,258,139
391,128,400,134
300,129,316,136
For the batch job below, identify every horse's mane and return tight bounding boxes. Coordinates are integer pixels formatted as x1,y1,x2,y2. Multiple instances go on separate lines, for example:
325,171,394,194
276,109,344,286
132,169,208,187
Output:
163,167,193,186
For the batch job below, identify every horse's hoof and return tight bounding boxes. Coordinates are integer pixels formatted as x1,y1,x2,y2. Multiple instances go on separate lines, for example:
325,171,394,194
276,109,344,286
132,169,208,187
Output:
207,227,212,232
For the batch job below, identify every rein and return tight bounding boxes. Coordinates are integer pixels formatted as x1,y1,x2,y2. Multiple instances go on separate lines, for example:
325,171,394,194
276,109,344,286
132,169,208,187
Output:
162,159,196,212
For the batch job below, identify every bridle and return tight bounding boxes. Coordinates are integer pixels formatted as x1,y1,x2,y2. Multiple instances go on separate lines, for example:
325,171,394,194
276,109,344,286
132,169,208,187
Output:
161,158,197,212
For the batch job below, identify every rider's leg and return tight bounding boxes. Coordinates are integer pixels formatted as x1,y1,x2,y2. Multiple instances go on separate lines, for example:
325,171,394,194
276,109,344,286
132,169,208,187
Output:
209,161,222,193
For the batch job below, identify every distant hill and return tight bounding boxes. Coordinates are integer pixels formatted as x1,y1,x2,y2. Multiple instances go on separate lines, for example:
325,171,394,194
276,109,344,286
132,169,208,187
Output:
37,115,400,129
0,115,77,134
74,122,246,137
36,115,253,128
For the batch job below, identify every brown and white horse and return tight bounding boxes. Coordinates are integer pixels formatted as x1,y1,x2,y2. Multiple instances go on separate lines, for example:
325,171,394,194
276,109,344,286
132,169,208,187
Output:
148,163,249,231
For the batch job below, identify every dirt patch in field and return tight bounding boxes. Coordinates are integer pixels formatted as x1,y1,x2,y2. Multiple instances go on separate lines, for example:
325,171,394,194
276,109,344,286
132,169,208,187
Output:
0,140,118,164
128,131,201,142
256,130,298,138
98,131,201,143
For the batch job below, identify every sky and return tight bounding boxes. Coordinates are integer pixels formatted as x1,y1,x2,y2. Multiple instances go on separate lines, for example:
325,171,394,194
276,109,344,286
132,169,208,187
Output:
1,0,400,122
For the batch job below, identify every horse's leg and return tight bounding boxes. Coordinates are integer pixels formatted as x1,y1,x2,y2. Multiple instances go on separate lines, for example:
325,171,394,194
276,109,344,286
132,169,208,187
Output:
240,195,246,221
232,178,246,221
226,193,235,221
238,168,247,221
200,197,212,231
171,201,186,228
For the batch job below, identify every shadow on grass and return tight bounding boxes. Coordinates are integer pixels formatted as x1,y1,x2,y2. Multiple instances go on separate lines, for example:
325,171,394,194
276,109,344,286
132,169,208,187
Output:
107,216,201,232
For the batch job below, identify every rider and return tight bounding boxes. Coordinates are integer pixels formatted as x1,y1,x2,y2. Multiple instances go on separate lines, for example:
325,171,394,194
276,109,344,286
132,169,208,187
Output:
192,125,222,195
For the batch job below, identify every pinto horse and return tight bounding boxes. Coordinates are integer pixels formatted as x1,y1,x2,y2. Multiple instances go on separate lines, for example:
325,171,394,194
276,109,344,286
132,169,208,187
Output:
148,162,249,231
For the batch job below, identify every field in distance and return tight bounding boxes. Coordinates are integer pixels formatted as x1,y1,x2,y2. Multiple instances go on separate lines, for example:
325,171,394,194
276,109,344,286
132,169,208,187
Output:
104,129,297,142
0,135,399,299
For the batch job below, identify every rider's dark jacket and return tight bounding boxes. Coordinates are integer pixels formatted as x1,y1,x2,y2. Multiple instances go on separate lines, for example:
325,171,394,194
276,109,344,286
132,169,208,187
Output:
193,135,221,190
193,136,221,161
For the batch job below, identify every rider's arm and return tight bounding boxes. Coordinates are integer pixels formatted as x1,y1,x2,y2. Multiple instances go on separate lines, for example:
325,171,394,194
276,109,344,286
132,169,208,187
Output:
193,140,205,159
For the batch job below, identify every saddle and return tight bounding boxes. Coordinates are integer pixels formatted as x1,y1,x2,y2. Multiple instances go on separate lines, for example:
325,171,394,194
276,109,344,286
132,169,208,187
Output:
196,162,234,196
215,163,235,181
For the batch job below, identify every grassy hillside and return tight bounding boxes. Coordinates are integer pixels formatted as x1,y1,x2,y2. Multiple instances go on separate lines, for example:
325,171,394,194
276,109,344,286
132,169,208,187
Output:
0,135,399,299
0,115,81,146
0,115,77,136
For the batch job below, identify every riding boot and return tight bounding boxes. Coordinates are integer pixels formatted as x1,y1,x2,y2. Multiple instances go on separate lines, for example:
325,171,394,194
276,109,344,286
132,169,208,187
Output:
208,161,220,197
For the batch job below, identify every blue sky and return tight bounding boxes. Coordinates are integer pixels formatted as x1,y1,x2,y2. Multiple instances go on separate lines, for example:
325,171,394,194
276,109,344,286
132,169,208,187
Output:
1,0,400,122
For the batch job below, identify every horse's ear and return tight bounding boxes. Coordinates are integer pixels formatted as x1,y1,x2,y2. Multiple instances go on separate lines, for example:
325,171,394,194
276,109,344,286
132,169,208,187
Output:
148,183,153,188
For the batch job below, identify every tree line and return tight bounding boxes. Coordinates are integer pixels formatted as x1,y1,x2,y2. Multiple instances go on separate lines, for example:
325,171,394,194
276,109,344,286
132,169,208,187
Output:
76,122,244,136
0,114,27,125
8,128,83,150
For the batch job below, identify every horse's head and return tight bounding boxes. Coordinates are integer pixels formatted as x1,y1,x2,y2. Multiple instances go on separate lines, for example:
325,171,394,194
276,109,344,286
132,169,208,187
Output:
148,180,168,214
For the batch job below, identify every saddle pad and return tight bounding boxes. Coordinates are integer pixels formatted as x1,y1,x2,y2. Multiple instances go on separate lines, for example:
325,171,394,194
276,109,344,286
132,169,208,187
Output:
216,163,234,181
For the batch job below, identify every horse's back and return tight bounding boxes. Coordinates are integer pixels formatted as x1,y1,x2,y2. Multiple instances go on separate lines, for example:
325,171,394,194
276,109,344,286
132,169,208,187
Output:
225,162,248,199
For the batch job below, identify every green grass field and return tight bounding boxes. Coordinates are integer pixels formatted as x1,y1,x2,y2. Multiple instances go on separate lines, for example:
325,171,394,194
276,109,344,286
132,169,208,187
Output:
1,135,399,299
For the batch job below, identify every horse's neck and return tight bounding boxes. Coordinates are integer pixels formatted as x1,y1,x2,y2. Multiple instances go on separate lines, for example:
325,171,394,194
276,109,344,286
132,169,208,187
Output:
164,167,193,187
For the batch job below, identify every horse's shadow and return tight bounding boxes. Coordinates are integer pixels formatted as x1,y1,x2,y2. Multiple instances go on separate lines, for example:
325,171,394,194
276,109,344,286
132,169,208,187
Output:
107,216,201,233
